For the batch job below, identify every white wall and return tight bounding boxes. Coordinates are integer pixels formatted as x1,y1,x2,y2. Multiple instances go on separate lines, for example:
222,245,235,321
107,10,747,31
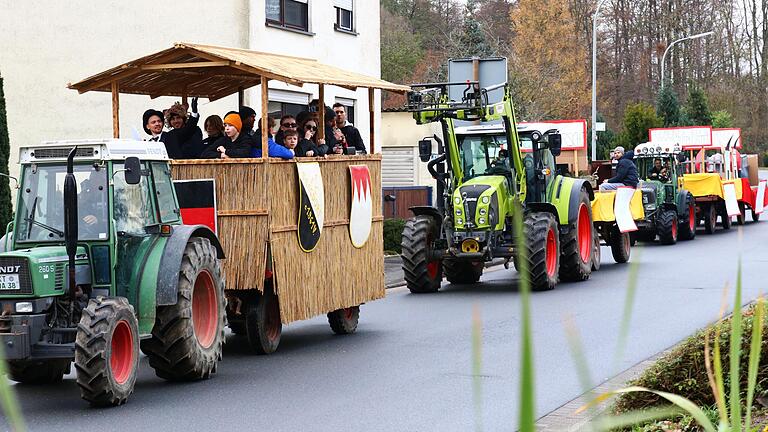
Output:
381,111,440,189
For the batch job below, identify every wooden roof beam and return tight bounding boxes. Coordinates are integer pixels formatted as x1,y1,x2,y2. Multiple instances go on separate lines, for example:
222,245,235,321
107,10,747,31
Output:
140,61,231,70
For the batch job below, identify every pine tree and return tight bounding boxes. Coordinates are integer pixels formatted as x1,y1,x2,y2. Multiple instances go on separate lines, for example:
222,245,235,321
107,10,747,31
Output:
457,0,494,58
711,110,734,128
614,102,662,149
0,72,12,229
684,85,712,126
656,85,681,127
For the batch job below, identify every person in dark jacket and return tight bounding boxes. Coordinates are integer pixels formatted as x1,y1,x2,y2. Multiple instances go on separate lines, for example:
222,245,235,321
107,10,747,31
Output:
275,114,297,145
296,110,331,155
239,106,257,138
200,111,253,159
332,103,367,154
601,146,639,190
143,109,165,141
161,98,203,159
296,118,321,157
202,115,224,149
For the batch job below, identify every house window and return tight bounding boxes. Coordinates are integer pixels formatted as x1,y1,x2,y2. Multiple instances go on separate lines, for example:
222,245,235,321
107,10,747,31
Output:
266,0,309,32
334,0,353,32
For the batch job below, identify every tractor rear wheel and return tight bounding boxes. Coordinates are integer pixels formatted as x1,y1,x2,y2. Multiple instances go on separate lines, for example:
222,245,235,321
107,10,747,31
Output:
75,297,139,407
246,287,282,354
737,202,746,225
401,216,442,293
703,204,717,234
443,259,483,284
7,359,70,384
559,190,593,282
327,306,360,335
522,212,560,291
657,209,678,245
143,237,225,381
609,226,631,264
678,196,696,241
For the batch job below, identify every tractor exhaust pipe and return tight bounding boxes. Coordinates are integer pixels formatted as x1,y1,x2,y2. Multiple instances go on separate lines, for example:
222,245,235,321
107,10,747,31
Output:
63,147,78,300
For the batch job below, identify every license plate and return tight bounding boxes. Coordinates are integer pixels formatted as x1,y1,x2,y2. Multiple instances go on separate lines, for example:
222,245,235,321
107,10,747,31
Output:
0,274,20,290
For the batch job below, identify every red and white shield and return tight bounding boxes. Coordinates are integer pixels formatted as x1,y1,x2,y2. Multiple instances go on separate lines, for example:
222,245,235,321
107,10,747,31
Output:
349,165,372,248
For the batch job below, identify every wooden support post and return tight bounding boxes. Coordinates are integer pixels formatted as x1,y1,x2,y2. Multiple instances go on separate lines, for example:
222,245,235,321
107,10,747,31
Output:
238,86,245,107
317,84,325,141
261,76,269,158
111,81,119,138
573,149,580,175
368,88,376,154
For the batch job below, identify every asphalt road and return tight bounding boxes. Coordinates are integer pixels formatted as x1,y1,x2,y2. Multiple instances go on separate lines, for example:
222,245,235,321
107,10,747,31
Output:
4,216,768,432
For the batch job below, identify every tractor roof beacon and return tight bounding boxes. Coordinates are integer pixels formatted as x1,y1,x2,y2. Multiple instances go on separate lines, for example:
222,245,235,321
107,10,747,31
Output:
633,142,697,244
0,139,226,406
400,81,596,293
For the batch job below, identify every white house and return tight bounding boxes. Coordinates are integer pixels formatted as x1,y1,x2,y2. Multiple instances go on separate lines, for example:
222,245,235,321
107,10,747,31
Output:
0,0,381,183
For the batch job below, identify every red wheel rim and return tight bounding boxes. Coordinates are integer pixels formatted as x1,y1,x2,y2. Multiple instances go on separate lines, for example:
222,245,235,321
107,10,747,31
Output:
426,261,439,279
545,228,557,277
671,217,678,238
192,270,218,349
266,297,281,342
110,319,134,385
688,205,695,231
577,203,592,263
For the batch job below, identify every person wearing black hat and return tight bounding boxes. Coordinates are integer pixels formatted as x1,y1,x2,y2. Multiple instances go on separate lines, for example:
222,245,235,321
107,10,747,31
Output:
143,109,165,141
239,106,257,138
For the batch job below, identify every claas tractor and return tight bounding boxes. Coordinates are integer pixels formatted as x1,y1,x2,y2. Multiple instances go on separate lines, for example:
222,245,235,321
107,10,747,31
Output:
0,140,226,406
400,82,596,292
632,142,696,244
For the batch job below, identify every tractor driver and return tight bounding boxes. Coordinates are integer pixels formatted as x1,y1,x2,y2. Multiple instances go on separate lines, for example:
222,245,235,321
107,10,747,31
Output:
647,158,663,180
78,168,109,239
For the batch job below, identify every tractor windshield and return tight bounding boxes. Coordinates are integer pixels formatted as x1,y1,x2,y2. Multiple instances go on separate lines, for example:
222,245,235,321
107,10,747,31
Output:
637,157,672,183
457,134,508,180
16,164,109,242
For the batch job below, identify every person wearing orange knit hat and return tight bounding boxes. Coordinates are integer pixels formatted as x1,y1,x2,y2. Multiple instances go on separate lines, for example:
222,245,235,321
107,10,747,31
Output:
201,111,253,159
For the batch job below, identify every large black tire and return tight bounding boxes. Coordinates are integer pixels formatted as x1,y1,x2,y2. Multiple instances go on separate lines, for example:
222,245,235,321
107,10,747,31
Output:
609,226,631,264
703,204,717,234
591,226,601,271
327,306,360,335
75,297,139,407
246,288,282,354
401,216,442,293
7,359,70,384
142,237,225,381
678,195,696,241
521,212,560,291
657,208,678,245
559,190,593,282
443,259,483,284
736,202,746,225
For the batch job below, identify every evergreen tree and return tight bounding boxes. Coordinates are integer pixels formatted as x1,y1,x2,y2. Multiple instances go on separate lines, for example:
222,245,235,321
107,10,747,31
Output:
711,110,734,128
456,0,494,57
656,85,681,127
684,85,712,126
614,102,662,149
0,72,12,229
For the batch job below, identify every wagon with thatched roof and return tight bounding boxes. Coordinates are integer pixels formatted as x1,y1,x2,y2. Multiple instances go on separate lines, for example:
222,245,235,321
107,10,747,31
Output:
69,42,409,353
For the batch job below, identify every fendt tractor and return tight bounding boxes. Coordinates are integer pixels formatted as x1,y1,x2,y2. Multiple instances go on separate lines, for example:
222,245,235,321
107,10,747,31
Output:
400,82,597,292
632,142,697,244
0,140,226,406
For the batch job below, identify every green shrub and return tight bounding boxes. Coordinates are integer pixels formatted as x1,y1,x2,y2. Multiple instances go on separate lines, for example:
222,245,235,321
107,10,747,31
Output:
613,306,768,414
383,218,406,254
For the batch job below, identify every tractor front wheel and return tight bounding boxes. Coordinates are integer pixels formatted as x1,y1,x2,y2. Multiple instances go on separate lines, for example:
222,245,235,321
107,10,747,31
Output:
246,287,282,354
7,359,70,384
443,259,483,284
609,226,631,264
328,306,360,335
143,237,225,381
75,297,139,406
401,216,442,293
678,196,696,241
657,209,678,245
559,190,593,282
522,212,560,291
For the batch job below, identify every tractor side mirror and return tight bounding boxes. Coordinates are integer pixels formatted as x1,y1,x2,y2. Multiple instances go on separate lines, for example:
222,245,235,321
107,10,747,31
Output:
548,133,562,156
418,139,433,162
124,157,142,185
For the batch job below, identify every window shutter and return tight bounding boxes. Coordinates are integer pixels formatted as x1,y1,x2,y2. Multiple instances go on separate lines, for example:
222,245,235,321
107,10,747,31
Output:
333,0,353,10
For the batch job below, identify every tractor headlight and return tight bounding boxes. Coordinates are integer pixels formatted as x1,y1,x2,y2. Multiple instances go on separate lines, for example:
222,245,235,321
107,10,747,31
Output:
479,208,487,215
478,217,486,225
454,196,461,205
481,196,490,204
15,302,33,313
456,208,462,216
457,218,464,225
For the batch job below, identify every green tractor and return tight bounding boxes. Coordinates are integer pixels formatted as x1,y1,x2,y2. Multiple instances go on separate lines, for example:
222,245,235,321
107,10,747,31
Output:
400,82,596,292
632,142,696,244
0,140,226,406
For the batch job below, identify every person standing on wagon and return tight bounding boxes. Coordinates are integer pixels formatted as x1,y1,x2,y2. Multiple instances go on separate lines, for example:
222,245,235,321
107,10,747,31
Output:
143,109,165,142
200,111,253,159
162,97,203,159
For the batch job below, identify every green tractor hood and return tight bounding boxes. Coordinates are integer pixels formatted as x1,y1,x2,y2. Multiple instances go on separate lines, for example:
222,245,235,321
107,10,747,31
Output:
452,176,512,231
0,246,90,299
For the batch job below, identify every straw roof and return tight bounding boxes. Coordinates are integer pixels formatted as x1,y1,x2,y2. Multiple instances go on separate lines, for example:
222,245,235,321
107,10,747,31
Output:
68,42,410,100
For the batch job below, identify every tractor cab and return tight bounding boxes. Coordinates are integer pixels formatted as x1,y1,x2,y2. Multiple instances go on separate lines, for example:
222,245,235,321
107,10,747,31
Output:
634,142,683,213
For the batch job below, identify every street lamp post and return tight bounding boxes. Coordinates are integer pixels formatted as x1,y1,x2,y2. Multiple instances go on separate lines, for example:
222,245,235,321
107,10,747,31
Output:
660,31,714,89
590,0,609,162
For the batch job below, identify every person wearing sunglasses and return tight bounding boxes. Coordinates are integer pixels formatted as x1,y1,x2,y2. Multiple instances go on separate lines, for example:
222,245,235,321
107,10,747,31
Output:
275,115,297,146
296,118,322,157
